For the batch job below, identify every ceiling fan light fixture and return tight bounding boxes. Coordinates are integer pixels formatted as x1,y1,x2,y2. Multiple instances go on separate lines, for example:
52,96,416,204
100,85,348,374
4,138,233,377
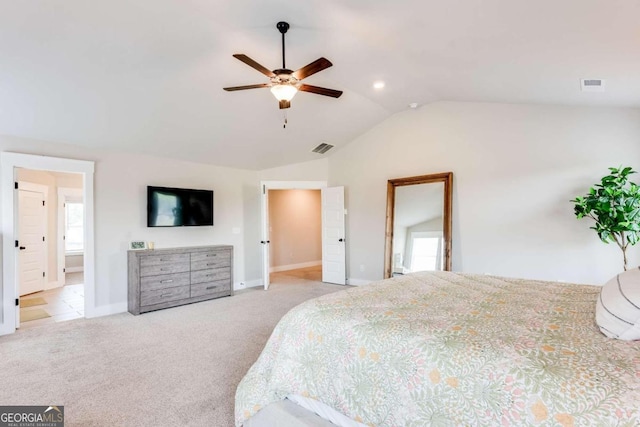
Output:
270,84,298,101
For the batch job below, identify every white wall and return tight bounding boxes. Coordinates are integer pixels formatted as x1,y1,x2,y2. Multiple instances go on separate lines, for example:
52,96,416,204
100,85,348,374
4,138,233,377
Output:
259,158,329,182
0,135,262,319
329,101,640,285
268,190,322,270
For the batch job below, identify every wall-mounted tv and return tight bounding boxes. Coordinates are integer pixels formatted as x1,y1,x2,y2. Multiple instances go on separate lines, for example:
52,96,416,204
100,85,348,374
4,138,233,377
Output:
147,186,213,227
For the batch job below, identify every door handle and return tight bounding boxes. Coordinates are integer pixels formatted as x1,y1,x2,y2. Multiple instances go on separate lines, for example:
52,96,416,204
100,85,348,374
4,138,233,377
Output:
19,246,26,250
260,241,271,244
338,238,345,242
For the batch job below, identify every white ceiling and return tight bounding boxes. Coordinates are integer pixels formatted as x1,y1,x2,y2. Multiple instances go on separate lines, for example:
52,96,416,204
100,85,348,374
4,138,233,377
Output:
1,0,639,170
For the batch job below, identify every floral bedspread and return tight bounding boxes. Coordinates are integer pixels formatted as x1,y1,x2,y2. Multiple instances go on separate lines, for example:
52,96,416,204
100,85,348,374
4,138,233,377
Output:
235,271,640,426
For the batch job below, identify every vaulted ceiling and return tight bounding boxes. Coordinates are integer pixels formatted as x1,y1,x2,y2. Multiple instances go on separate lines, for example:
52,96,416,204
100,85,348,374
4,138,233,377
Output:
1,0,638,169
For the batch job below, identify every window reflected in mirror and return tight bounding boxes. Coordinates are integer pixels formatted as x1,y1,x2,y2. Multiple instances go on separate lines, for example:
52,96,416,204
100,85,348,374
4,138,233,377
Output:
392,182,444,274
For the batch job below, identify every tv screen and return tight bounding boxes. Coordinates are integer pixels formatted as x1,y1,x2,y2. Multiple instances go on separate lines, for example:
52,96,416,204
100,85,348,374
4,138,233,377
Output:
147,186,213,227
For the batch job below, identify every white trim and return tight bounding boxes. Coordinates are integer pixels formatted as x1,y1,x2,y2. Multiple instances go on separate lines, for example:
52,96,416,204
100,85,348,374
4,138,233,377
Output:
260,181,328,291
348,278,373,286
16,181,49,302
89,302,127,318
57,187,83,285
45,280,61,291
65,266,84,273
234,279,262,291
270,260,322,273
261,181,327,190
1,152,95,336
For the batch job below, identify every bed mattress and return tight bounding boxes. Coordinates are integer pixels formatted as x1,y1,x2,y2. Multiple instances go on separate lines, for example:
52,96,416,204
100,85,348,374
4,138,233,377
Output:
236,271,640,426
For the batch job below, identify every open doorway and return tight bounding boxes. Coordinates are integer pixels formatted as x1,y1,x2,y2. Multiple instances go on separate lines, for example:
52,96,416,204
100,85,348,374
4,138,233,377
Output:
1,152,95,336
268,189,322,285
16,168,85,329
259,181,345,290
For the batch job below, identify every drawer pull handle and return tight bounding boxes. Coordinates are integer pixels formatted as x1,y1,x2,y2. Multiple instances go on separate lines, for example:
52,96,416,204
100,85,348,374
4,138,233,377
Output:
206,254,217,257
160,268,167,271
161,293,170,298
206,274,213,277
206,286,217,290
160,279,174,283
207,263,214,266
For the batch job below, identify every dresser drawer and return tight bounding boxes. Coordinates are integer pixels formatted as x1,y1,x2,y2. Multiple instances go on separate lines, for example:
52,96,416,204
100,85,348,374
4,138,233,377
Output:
191,281,231,298
141,285,190,306
140,253,190,267
191,250,230,269
191,257,230,271
140,262,189,277
140,272,190,292
191,268,231,284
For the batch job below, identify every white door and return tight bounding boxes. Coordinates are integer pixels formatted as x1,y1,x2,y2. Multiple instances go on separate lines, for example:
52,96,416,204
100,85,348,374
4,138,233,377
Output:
321,186,346,285
18,189,46,296
261,187,271,290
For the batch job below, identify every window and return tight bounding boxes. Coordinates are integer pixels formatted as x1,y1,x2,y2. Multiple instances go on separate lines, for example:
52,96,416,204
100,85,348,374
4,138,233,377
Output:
408,232,443,272
65,202,84,253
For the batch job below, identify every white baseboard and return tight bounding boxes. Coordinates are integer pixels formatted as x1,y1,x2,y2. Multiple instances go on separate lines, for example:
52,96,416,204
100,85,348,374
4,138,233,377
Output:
348,278,373,286
234,279,263,291
45,280,61,290
87,302,127,318
65,267,84,273
270,260,321,273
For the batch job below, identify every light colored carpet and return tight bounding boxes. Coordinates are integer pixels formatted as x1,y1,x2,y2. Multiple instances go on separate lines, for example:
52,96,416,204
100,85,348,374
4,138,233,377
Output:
20,297,47,308
0,272,348,427
20,308,51,322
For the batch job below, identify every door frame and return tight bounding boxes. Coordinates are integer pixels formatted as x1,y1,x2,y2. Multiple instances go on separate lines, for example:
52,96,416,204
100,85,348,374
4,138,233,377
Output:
1,152,95,336
260,181,327,290
17,182,49,300
58,187,84,284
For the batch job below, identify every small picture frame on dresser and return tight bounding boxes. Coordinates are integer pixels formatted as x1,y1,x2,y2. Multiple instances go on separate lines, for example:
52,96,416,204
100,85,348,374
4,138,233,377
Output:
129,241,147,250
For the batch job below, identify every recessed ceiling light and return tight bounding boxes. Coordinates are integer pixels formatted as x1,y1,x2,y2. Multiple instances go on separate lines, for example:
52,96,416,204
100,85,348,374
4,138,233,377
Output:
409,103,419,109
373,81,385,90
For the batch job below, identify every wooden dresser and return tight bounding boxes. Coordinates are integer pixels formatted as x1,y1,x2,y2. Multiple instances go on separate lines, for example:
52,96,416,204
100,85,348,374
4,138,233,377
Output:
128,245,233,315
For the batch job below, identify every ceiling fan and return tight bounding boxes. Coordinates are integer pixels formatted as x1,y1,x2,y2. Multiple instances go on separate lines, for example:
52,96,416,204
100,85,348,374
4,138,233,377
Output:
223,21,343,110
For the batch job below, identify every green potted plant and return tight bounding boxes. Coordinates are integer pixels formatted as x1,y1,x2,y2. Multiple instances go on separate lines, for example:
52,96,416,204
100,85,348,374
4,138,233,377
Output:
571,166,640,271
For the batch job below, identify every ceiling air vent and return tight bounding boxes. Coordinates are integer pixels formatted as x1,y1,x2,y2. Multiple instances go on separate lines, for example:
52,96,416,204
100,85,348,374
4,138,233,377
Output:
312,143,334,154
581,79,605,92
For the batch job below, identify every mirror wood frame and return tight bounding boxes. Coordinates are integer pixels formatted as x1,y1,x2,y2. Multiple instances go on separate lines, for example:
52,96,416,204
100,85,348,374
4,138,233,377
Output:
384,172,453,279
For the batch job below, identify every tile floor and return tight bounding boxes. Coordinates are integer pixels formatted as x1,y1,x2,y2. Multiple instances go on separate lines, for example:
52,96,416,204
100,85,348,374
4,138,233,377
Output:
19,272,84,330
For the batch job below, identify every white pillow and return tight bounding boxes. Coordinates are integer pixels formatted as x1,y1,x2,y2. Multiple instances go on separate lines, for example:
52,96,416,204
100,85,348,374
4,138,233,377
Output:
596,267,640,341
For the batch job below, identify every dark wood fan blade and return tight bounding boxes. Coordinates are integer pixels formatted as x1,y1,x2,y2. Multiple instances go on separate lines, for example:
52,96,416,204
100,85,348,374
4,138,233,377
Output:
233,54,275,78
223,83,270,91
299,84,343,98
292,58,333,80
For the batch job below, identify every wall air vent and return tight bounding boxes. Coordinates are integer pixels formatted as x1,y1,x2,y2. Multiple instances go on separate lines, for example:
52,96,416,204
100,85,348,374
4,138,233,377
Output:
581,79,605,92
312,143,334,154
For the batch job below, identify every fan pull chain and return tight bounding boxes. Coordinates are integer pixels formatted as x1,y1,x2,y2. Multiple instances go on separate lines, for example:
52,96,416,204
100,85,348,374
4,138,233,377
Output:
283,111,288,128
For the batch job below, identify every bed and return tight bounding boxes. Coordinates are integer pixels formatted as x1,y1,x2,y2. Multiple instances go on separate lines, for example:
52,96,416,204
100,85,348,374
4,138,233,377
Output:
235,271,640,426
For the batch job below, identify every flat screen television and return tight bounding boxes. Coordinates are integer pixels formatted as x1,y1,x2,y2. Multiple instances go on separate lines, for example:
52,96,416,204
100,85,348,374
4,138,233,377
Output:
147,186,213,227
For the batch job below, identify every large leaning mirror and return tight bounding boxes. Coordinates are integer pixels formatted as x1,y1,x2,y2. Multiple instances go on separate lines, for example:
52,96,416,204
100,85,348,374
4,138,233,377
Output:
384,172,453,279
